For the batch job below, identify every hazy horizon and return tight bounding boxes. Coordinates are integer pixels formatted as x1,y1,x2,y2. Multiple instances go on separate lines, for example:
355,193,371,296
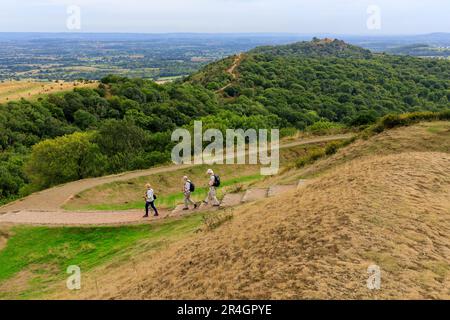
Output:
0,31,449,36
0,0,449,35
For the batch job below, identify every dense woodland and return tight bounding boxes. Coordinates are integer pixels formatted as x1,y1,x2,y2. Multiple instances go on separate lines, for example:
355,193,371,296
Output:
1,39,449,203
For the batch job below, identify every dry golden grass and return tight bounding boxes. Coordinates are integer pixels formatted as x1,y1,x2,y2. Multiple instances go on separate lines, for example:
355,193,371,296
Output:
0,80,98,103
54,151,450,300
268,121,450,186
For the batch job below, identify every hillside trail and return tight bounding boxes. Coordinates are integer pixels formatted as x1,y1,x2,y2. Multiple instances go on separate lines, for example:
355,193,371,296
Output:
216,53,244,93
0,134,352,226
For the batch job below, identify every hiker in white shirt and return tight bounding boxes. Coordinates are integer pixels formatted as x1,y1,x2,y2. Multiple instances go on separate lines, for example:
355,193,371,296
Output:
204,169,220,207
143,183,159,218
183,176,198,210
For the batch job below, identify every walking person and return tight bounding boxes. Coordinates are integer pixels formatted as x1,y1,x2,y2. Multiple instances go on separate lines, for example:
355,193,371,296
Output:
143,183,159,218
182,176,198,211
203,169,220,207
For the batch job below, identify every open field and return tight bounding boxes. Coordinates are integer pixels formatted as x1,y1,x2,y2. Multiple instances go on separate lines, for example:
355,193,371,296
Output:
154,75,185,84
0,80,98,103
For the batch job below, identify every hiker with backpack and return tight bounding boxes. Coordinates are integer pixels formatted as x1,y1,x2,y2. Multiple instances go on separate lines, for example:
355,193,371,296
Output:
143,183,159,218
204,169,220,207
183,176,198,210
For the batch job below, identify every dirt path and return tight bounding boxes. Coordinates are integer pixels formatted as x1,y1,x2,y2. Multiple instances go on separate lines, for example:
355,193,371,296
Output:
216,53,244,93
0,164,195,214
0,209,169,227
0,134,352,226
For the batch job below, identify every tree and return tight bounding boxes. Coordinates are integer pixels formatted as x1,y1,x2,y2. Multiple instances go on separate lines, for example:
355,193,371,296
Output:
74,109,97,130
25,132,106,189
95,119,149,156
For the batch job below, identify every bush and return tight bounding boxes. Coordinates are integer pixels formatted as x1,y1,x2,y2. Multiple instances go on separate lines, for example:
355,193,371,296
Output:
325,141,340,155
224,85,240,97
296,148,326,168
306,120,345,135
349,110,378,126
295,137,357,169
74,109,97,130
25,132,107,189
438,109,450,120
95,119,149,156
367,110,449,135
280,127,298,138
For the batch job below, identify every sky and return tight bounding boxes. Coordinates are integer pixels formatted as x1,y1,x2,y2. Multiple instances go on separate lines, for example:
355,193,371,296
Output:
0,0,449,34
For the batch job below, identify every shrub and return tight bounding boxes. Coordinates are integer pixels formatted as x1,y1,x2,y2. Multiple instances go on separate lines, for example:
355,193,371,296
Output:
74,109,97,130
280,127,298,138
349,110,378,126
296,148,326,168
25,132,107,189
367,110,449,136
306,120,345,135
438,109,450,120
295,137,358,169
325,141,340,155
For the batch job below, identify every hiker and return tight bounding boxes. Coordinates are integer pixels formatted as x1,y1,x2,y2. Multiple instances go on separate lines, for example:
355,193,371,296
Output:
203,169,220,207
143,183,159,218
182,176,198,210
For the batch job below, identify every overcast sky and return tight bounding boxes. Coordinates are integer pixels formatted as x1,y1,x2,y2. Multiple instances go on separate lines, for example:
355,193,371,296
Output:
0,0,448,34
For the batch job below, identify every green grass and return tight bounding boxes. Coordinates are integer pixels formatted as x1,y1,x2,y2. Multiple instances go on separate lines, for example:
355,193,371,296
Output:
0,214,203,299
69,174,264,211
426,123,449,134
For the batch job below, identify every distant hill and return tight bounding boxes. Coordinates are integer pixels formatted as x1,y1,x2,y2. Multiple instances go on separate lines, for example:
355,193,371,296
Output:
188,39,449,127
386,43,450,58
250,38,373,58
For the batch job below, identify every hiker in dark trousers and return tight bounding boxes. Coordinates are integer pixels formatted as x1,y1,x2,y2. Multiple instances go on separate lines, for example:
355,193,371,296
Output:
143,183,159,218
183,176,198,210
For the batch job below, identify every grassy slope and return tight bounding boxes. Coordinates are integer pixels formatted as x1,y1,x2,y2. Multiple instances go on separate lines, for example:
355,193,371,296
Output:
263,121,450,187
0,214,202,299
115,151,449,300
2,122,449,299
51,121,450,300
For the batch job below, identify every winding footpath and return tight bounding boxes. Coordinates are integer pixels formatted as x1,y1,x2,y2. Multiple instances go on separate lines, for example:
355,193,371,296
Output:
0,134,353,226
216,53,244,93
